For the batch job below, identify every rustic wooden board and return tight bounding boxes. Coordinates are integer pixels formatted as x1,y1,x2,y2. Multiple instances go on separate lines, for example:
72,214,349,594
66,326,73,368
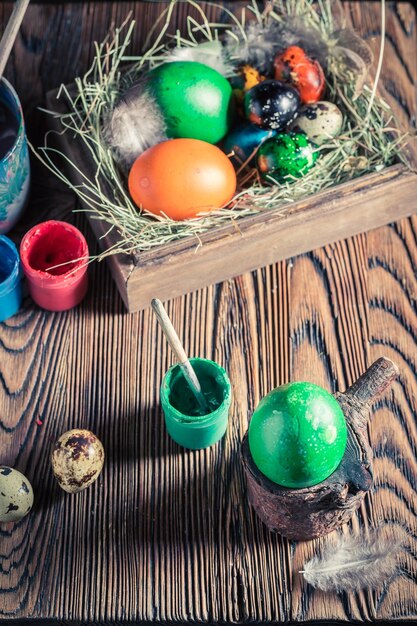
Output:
0,1,416,624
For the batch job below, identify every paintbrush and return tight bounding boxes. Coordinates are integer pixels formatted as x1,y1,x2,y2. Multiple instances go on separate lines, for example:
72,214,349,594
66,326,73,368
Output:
0,0,30,81
151,298,209,414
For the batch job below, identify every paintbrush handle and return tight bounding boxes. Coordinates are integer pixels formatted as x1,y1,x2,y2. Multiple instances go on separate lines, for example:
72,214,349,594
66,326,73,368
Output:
151,298,208,413
152,298,189,364
0,0,30,80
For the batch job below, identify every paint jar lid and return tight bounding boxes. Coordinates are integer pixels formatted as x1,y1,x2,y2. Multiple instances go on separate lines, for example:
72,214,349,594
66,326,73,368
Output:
160,357,232,450
0,235,20,298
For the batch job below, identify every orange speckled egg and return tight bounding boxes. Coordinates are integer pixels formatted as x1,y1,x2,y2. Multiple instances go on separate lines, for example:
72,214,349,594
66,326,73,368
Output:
128,138,237,221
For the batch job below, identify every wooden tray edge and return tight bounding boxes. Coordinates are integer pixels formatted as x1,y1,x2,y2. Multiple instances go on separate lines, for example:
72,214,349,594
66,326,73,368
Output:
124,166,417,311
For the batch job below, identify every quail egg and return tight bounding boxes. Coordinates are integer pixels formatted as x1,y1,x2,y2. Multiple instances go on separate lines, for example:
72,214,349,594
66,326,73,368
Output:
0,466,34,522
292,101,343,146
51,429,104,493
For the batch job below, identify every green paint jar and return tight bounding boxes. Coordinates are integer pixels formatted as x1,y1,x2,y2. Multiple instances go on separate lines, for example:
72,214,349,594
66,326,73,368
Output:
160,358,231,450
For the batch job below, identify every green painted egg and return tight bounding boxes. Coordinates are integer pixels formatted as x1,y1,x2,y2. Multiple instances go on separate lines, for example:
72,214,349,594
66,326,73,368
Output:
248,382,348,488
257,131,318,183
147,61,233,144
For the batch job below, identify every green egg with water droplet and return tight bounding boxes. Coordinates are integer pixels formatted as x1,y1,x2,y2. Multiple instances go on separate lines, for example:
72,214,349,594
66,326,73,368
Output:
248,382,348,488
257,131,318,183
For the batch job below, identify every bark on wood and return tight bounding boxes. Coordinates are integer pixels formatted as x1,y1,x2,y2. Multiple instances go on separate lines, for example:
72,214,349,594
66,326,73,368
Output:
241,357,399,540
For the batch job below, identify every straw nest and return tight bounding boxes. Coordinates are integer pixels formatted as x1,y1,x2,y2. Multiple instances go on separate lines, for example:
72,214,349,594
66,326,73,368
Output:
38,0,407,260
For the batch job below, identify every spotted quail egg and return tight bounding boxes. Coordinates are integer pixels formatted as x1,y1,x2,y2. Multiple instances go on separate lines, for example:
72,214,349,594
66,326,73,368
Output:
51,429,104,493
0,467,34,522
292,101,343,146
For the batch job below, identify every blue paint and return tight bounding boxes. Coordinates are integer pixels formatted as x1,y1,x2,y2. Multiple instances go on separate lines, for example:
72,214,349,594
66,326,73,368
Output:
0,235,22,323
0,78,31,234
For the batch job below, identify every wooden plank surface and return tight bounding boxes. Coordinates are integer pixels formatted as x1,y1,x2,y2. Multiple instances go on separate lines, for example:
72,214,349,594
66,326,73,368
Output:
0,1,416,623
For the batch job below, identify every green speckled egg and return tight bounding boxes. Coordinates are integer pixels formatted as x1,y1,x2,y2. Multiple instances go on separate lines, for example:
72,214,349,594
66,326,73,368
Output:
148,61,233,144
257,131,318,183
248,382,348,488
0,467,34,522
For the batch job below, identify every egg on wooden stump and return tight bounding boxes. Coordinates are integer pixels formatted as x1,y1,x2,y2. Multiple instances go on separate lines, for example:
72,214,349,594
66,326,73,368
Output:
51,429,105,493
0,467,34,522
128,138,237,221
248,382,348,489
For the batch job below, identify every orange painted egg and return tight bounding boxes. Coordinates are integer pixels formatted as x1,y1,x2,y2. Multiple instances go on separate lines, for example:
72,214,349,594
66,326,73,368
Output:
128,139,237,221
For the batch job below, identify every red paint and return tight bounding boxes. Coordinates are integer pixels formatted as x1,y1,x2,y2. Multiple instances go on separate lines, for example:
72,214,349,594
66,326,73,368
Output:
274,46,325,104
20,221,89,311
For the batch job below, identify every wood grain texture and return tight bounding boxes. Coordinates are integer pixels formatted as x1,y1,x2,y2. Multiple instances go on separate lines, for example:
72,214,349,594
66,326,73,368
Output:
0,1,416,624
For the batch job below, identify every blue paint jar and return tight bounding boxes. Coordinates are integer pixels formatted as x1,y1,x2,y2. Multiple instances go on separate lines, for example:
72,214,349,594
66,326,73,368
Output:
0,78,31,234
0,235,22,322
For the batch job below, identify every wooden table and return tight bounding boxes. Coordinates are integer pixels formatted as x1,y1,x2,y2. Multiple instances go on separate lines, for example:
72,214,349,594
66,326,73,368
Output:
0,2,416,624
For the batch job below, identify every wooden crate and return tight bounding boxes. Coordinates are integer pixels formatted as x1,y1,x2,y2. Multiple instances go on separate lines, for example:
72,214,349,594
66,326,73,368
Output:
45,23,417,313
46,83,417,313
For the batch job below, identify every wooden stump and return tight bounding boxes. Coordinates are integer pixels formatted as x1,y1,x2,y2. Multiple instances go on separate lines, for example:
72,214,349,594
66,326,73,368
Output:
241,357,399,541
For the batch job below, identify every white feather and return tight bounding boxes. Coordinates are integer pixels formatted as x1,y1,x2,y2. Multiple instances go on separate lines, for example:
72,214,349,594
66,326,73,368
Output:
225,20,329,74
163,40,233,77
102,83,167,169
301,532,402,592
225,21,281,74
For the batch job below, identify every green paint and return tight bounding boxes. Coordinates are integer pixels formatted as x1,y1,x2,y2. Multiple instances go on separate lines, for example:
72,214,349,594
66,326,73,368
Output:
160,357,231,450
148,61,233,144
248,382,347,488
257,131,318,183
168,363,223,418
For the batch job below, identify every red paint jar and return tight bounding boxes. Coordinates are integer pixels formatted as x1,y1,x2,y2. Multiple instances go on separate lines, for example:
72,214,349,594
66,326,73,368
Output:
20,221,89,311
